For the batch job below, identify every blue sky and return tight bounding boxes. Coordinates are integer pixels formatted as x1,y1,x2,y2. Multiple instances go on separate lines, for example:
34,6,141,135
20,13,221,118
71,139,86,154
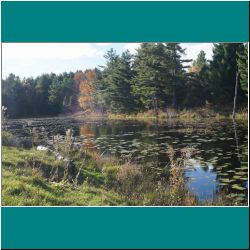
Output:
2,43,214,79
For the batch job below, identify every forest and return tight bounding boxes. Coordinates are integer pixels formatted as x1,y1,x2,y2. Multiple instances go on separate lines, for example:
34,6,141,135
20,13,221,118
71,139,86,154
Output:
2,43,248,119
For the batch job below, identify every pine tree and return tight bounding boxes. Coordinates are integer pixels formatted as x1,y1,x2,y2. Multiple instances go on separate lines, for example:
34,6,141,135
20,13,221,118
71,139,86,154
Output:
97,49,136,113
208,43,245,105
190,50,207,73
132,43,171,112
237,44,248,95
132,43,190,111
164,43,191,107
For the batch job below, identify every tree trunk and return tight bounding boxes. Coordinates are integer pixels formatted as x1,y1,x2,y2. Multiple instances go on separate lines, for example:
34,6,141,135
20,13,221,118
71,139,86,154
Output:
172,89,176,108
153,95,159,117
232,71,239,118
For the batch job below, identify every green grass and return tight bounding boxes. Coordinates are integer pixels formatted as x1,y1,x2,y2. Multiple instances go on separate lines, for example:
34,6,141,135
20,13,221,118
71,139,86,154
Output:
2,145,246,206
1,146,127,206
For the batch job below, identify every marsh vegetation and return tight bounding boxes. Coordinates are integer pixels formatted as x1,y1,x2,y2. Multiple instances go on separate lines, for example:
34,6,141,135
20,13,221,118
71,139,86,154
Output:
1,42,248,206
2,115,248,206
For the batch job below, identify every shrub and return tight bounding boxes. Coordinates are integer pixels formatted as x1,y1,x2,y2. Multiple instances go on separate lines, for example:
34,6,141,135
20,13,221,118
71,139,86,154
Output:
102,164,120,188
2,131,20,147
116,162,144,196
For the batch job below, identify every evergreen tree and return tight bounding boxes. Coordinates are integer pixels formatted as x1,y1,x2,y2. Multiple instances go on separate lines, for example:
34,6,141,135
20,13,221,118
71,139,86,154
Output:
208,43,245,105
48,73,74,114
164,43,191,107
190,50,207,72
2,43,248,118
132,43,190,111
35,74,54,115
2,74,25,118
237,44,248,95
132,43,171,112
97,49,136,113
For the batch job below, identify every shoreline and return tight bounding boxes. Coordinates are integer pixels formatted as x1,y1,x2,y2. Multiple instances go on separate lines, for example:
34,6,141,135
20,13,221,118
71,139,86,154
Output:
4,107,248,123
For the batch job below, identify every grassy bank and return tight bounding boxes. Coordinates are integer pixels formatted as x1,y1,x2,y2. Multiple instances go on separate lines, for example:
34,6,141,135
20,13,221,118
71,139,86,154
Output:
106,107,248,122
2,146,128,206
2,129,245,206
1,145,199,206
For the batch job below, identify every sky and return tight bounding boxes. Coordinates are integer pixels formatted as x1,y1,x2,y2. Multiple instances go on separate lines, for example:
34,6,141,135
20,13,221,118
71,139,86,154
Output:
2,43,214,79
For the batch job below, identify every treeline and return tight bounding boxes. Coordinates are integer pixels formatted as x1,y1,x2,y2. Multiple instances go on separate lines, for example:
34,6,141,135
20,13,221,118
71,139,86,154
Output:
2,72,75,118
2,43,248,118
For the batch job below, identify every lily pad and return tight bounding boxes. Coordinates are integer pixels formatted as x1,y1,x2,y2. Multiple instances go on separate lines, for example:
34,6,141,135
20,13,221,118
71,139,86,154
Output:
219,183,229,186
220,178,231,183
233,175,242,180
240,177,248,181
232,184,246,191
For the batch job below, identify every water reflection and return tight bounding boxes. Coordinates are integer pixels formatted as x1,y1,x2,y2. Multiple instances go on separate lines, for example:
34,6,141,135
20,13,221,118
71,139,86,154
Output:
6,118,248,202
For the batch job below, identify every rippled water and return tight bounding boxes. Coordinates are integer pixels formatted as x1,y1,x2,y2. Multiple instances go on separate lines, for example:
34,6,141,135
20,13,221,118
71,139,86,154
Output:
6,117,248,202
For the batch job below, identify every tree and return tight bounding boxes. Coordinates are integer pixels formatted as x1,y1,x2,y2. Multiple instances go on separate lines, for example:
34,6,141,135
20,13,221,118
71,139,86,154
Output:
77,69,97,112
2,43,247,118
2,74,26,118
132,43,171,112
237,44,248,95
48,72,74,114
35,74,54,115
208,43,246,105
190,50,207,73
164,43,191,108
132,43,190,112
97,49,136,113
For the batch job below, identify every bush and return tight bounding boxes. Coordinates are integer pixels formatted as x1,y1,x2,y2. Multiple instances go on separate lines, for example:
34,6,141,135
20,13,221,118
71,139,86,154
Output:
116,162,144,196
102,164,120,188
2,131,32,148
2,131,19,147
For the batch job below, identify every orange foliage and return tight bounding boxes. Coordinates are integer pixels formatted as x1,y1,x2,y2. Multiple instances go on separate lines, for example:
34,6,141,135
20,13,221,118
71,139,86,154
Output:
189,65,199,73
74,70,97,111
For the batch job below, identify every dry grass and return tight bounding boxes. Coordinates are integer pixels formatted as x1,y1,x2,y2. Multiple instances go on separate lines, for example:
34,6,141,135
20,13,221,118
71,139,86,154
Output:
3,129,246,206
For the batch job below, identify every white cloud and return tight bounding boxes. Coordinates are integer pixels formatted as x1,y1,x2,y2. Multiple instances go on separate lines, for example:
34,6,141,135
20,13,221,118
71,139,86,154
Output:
96,43,111,47
2,43,214,78
122,43,213,60
124,43,141,54
2,43,105,78
181,43,214,61
2,43,103,61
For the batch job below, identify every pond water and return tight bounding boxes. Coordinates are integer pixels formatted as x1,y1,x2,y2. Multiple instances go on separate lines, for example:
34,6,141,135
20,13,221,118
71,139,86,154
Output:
5,117,248,203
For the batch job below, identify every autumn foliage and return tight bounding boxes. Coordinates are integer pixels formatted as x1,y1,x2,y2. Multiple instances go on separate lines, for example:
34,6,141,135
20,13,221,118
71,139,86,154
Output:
74,70,97,113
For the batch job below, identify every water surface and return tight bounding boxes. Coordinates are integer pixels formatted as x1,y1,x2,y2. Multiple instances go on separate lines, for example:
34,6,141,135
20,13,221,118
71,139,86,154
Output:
5,117,248,202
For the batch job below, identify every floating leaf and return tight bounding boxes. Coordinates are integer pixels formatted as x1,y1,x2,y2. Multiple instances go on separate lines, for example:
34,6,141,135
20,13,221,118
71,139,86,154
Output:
219,183,228,186
240,167,248,171
236,171,247,176
240,177,248,181
218,173,228,176
232,184,246,191
235,197,246,201
226,193,238,199
233,175,242,180
220,178,231,183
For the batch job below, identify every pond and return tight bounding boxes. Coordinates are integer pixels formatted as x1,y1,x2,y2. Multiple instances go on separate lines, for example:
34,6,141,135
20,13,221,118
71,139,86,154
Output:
5,117,248,203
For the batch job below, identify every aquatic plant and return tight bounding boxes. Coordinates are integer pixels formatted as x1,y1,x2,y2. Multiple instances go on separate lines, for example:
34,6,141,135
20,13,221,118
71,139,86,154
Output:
1,128,248,206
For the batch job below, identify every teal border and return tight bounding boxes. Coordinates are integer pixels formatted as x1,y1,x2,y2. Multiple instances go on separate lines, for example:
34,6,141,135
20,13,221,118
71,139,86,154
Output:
1,207,249,249
1,1,249,249
1,1,249,42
